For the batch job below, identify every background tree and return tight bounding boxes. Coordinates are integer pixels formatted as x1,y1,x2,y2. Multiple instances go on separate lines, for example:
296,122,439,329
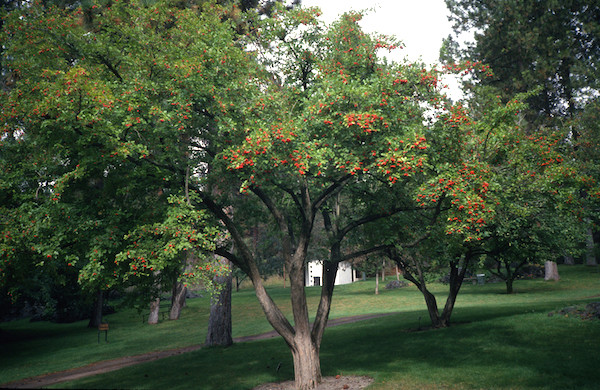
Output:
443,0,599,270
0,0,238,323
444,0,600,125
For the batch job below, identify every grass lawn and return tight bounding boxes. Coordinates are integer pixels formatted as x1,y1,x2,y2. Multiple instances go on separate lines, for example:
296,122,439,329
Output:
1,265,599,389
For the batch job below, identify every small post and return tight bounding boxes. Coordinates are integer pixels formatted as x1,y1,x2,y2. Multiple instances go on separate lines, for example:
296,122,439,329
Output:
98,321,109,343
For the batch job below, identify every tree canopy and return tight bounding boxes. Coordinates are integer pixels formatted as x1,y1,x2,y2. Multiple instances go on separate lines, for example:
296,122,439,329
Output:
1,1,597,388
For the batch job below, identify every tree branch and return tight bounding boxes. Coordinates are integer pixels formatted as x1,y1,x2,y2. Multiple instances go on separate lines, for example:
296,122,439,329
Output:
340,245,393,263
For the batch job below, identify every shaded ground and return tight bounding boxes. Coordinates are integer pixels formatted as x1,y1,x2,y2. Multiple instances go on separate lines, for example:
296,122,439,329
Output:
3,312,395,389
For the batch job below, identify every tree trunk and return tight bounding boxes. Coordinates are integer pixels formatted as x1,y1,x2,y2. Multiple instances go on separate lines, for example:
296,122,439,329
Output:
205,261,233,347
563,254,575,265
148,297,160,325
375,269,379,295
544,261,560,281
421,286,443,327
87,290,103,328
381,260,385,281
388,250,445,328
291,334,321,390
506,277,514,294
398,264,443,328
169,281,187,320
586,227,597,266
439,260,469,326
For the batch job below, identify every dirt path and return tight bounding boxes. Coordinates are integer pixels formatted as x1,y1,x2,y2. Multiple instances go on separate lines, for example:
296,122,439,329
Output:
3,312,397,389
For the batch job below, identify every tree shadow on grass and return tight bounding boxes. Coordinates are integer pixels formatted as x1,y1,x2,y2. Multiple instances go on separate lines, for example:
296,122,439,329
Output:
318,308,600,389
55,302,600,390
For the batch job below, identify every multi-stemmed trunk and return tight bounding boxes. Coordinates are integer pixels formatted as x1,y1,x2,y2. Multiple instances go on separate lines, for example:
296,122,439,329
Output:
201,180,351,389
170,252,194,320
243,260,329,390
490,258,527,293
391,250,470,328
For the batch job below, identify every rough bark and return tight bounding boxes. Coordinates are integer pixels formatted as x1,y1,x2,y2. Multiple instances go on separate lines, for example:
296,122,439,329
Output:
87,290,103,328
291,333,322,390
421,285,442,325
205,261,233,347
311,253,339,347
148,297,160,325
544,261,560,281
169,281,187,320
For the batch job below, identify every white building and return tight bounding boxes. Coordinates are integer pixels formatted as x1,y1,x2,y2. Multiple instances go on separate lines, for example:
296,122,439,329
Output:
305,260,356,287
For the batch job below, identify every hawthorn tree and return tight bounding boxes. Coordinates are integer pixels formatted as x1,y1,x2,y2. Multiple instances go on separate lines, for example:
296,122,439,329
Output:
381,70,498,328
573,98,600,264
1,2,433,386
187,6,443,388
444,0,600,266
479,116,586,291
0,0,239,322
381,76,586,323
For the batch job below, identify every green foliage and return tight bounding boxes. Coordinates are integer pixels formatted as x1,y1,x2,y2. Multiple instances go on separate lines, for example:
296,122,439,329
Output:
445,0,600,123
0,0,243,312
219,6,434,190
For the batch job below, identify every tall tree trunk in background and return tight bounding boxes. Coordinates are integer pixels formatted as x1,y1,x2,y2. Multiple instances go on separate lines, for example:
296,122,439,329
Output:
586,227,597,266
169,281,187,320
375,269,379,295
205,259,233,347
563,254,575,265
87,290,103,328
148,297,160,325
544,261,560,281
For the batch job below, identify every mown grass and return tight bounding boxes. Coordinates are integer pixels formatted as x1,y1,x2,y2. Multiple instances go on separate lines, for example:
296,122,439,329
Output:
1,265,599,389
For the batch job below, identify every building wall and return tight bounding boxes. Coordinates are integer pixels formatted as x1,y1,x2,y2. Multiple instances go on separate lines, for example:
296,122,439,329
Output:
305,260,354,287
